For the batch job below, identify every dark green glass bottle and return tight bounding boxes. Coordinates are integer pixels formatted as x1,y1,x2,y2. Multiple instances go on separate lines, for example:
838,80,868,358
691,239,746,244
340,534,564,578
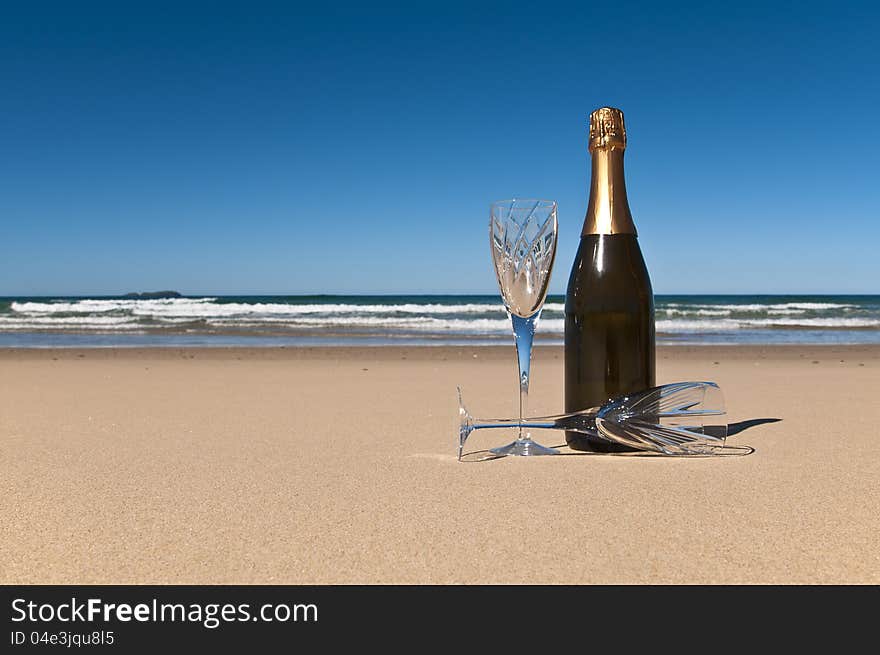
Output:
564,107,656,452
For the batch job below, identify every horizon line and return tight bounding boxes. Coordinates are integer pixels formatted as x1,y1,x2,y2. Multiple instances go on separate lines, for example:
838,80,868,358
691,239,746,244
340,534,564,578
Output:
1,291,879,298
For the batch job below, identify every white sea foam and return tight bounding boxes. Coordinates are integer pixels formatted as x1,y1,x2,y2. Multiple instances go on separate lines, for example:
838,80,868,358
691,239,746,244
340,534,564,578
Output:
10,298,219,314
214,315,880,331
208,316,568,334
2,297,876,337
664,309,733,317
656,317,880,331
134,302,511,317
0,318,144,330
656,319,742,331
11,298,530,317
664,307,833,317
659,302,858,312
736,317,880,328
0,313,201,331
769,303,857,310
0,315,138,326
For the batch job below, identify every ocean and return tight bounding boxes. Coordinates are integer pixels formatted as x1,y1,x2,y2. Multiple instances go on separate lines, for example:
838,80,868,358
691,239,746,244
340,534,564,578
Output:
0,295,878,347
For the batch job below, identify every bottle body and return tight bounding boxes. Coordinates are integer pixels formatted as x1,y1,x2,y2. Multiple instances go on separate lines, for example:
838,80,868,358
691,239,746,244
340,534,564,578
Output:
564,234,655,451
564,107,655,452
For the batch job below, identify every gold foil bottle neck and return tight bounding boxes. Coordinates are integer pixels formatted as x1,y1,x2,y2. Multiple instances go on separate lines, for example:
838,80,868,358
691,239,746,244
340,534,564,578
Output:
582,106,636,235
589,107,626,151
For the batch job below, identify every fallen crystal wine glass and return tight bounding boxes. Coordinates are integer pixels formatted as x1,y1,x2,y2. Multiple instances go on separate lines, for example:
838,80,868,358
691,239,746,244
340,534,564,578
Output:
458,381,728,459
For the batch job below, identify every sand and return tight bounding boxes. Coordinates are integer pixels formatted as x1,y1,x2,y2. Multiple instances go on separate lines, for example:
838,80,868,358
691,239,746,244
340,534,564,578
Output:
1,345,878,584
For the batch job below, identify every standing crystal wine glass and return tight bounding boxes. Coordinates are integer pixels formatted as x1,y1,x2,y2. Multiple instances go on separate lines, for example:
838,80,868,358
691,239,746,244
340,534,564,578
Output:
489,199,559,456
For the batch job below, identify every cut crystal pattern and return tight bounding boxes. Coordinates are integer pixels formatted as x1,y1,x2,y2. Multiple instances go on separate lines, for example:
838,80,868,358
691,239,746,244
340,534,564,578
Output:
490,199,558,318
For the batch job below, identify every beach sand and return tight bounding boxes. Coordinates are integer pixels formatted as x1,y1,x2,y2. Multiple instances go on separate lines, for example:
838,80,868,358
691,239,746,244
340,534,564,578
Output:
1,345,878,584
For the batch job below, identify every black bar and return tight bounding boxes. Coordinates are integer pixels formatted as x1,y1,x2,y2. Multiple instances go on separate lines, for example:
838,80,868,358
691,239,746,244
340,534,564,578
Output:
2,585,875,649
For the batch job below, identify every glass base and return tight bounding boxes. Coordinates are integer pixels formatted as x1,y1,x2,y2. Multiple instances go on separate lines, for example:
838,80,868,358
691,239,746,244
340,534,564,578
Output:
490,438,559,457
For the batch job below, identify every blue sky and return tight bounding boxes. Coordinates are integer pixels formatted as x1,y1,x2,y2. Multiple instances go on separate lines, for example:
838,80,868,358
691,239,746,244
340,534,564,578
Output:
1,1,878,295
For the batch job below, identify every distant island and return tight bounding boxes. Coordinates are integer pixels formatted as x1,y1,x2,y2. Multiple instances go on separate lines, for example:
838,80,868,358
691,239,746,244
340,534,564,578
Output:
123,291,182,299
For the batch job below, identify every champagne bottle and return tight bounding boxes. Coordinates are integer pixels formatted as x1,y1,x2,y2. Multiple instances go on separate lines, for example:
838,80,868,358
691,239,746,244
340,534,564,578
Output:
564,107,656,452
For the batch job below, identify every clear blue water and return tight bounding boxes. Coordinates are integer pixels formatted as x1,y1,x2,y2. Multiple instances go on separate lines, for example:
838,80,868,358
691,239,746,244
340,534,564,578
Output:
0,294,878,347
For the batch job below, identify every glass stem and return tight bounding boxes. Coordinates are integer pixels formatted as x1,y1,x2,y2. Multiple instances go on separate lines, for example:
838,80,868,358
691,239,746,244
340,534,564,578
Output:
511,312,538,442
471,419,558,431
